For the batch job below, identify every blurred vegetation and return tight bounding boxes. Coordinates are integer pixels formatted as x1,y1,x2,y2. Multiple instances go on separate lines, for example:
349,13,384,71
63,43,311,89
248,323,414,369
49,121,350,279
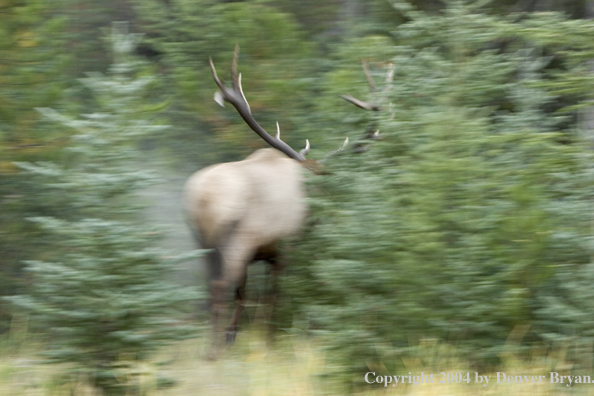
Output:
280,0,594,388
8,24,198,395
0,326,583,395
2,0,594,393
131,0,318,169
0,0,70,333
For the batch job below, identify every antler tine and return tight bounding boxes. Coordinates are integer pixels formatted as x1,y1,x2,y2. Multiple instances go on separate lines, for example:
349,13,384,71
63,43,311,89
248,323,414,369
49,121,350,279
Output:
209,57,225,92
362,59,376,93
339,94,381,112
237,73,250,113
231,44,240,90
320,137,349,163
385,62,395,84
299,139,310,157
276,122,281,139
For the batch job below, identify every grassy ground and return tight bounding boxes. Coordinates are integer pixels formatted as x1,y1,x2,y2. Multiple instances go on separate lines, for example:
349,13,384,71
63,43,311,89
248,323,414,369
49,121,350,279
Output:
0,322,590,396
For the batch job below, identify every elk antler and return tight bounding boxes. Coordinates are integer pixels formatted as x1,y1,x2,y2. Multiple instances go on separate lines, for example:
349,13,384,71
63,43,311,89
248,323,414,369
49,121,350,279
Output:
339,60,394,112
339,60,394,153
338,94,382,112
210,45,308,162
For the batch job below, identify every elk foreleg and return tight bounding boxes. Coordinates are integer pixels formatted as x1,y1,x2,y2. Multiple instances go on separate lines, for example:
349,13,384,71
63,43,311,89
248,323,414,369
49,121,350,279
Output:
210,231,254,353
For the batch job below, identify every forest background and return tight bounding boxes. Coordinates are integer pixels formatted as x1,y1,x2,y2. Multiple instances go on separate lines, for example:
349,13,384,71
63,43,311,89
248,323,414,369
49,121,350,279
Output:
2,0,594,394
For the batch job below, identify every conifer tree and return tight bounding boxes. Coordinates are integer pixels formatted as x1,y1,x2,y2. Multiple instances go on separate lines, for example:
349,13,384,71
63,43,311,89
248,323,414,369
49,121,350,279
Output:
0,0,70,330
10,23,197,395
281,0,594,384
132,0,316,165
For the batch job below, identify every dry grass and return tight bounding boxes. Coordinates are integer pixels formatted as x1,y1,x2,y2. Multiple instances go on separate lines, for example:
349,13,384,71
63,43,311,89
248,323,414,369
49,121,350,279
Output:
0,325,591,396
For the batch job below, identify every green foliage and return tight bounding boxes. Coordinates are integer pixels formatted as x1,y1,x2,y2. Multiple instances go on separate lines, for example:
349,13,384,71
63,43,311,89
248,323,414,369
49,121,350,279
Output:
281,0,594,385
58,0,139,76
0,0,71,334
133,0,316,167
269,0,343,39
8,24,198,395
0,0,69,149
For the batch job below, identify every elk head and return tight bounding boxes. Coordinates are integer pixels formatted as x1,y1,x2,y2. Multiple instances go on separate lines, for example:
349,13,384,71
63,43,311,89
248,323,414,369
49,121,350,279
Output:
183,46,311,359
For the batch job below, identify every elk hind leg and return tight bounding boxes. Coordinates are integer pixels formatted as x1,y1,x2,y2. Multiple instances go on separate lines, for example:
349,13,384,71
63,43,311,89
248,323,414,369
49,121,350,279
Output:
205,245,236,359
225,273,246,345
215,232,255,348
207,277,228,360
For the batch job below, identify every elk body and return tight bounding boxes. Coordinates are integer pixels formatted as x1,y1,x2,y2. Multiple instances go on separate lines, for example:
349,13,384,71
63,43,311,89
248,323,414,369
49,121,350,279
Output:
183,47,310,358
184,149,306,352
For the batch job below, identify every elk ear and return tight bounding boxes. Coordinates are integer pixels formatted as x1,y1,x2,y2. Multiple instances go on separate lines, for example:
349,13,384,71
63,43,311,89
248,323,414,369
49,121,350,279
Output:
214,91,225,107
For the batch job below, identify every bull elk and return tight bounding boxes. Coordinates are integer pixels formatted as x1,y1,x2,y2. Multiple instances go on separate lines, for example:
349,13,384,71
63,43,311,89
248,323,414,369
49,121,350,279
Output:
183,46,312,359
184,48,384,359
